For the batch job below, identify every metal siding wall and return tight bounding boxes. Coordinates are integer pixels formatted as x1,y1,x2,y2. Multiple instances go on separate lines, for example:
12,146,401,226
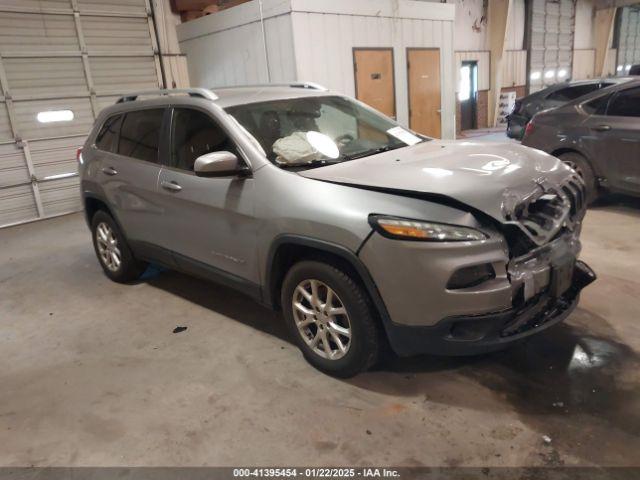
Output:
617,7,640,74
0,0,162,227
572,49,596,79
529,0,576,92
502,50,527,87
292,12,456,139
180,21,269,87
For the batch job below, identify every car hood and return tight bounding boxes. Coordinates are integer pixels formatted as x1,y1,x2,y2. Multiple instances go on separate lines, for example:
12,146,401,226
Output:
298,140,573,222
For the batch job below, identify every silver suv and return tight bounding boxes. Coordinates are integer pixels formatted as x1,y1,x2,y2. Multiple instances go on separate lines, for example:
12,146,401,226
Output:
79,84,596,377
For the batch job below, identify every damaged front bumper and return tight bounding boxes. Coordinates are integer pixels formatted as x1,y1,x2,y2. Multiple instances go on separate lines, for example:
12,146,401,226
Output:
384,260,596,357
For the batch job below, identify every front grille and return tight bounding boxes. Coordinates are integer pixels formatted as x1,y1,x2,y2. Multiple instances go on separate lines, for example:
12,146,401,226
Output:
507,173,586,246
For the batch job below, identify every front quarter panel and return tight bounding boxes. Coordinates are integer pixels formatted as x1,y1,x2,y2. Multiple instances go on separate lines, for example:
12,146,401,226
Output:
253,165,483,289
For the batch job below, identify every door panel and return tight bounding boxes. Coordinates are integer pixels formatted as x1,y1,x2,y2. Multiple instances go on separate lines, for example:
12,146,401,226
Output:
155,107,259,283
407,49,442,138
582,87,640,192
99,109,165,244
156,169,258,282
353,48,396,118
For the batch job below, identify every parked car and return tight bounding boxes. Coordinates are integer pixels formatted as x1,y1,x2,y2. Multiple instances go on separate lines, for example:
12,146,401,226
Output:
506,78,632,139
522,79,640,203
79,84,595,377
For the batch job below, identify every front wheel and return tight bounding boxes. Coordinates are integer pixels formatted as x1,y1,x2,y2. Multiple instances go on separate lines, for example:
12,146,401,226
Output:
281,261,382,377
559,152,598,204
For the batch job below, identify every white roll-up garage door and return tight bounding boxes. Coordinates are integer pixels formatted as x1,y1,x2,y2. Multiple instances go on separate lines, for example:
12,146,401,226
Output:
528,0,575,92
0,0,163,227
616,6,640,75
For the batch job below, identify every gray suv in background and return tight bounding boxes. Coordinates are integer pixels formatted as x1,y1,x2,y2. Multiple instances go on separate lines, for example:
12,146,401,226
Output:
79,84,595,377
506,77,631,139
522,79,640,202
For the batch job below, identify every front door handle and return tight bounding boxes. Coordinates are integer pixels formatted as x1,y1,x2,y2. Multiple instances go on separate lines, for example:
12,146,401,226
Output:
161,180,182,192
592,124,611,132
101,166,118,176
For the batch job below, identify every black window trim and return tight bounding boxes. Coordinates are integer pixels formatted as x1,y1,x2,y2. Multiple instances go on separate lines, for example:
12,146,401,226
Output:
111,106,169,165
163,105,252,176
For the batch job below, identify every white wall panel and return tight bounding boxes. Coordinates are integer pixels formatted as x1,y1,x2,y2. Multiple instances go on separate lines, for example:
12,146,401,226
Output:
29,136,83,180
616,6,640,73
90,56,159,93
454,0,489,51
82,16,154,55
0,142,29,188
574,0,595,50
39,176,81,217
0,102,12,141
4,57,88,99
506,0,526,50
0,12,79,54
572,49,596,79
502,50,527,87
0,184,38,226
12,97,94,140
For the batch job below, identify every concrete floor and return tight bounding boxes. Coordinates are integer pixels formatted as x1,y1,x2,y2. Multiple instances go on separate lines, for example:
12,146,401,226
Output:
1,198,640,467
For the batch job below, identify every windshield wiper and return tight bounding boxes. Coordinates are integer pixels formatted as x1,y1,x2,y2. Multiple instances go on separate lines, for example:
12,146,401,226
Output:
278,159,342,169
341,144,407,161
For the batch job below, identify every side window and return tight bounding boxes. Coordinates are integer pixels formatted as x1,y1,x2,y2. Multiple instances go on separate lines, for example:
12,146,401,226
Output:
117,109,165,163
582,93,611,115
547,84,601,102
171,108,238,171
606,88,640,118
95,114,121,152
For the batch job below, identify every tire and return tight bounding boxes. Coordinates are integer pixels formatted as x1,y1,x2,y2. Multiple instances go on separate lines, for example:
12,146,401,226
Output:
559,152,598,204
281,260,382,377
91,210,147,283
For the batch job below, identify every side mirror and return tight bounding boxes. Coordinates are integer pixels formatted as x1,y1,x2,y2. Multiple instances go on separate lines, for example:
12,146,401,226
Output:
194,151,249,177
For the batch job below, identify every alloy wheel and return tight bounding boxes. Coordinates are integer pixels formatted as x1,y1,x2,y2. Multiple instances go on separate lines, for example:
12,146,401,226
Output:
96,222,121,272
292,279,352,360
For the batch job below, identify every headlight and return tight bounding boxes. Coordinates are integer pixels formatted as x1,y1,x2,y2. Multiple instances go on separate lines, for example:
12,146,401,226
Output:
370,215,488,242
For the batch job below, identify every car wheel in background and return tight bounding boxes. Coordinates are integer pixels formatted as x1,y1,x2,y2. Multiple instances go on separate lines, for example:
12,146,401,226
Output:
559,152,598,204
91,210,147,283
281,261,382,377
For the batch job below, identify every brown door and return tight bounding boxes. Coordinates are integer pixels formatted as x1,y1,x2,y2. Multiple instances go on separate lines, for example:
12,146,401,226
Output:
407,49,441,138
353,48,396,118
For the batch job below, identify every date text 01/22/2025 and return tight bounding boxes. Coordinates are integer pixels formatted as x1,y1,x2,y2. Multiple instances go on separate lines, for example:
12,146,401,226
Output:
232,468,401,478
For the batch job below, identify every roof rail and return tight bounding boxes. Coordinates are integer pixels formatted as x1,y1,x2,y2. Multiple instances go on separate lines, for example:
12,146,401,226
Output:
213,82,329,92
116,88,218,103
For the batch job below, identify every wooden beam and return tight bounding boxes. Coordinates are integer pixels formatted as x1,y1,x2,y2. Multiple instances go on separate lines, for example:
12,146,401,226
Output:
594,7,616,77
487,0,511,127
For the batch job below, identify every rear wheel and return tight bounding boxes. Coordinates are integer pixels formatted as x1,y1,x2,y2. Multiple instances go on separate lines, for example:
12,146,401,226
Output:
559,152,598,204
281,261,382,377
91,210,147,283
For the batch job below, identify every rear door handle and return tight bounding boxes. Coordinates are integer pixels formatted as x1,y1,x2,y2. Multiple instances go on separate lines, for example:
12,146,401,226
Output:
161,180,182,192
101,166,118,176
592,124,611,132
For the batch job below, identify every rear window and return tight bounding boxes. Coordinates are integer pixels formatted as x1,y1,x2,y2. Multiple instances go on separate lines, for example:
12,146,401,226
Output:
117,109,165,163
95,114,121,152
546,83,609,102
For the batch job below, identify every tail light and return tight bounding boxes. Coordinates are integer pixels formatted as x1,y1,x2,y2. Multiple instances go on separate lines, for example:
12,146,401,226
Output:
76,147,83,164
523,122,535,138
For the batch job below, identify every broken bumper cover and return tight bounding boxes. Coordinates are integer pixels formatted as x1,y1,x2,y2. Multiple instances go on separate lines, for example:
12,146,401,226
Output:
385,260,596,357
